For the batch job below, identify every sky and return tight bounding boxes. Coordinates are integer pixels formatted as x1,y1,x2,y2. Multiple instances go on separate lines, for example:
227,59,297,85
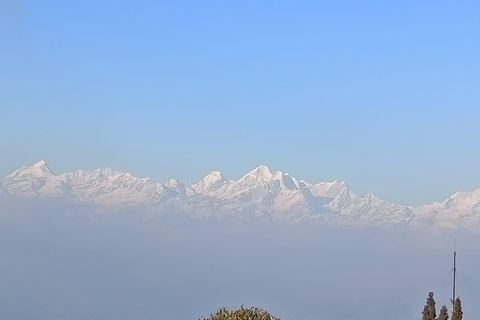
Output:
1,0,480,206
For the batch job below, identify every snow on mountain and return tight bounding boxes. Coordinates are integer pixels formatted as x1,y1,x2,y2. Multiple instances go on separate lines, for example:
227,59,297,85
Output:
192,171,230,195
191,166,316,220
345,193,415,225
4,161,193,205
413,188,480,226
4,160,64,197
3,160,480,226
307,180,348,199
237,165,273,186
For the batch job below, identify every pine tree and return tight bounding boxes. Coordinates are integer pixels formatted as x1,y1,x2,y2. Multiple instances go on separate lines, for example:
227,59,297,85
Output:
452,297,463,320
437,305,449,320
423,305,431,320
422,292,437,320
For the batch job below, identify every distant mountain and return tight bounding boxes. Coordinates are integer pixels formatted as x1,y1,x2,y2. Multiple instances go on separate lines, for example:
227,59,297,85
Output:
3,160,480,227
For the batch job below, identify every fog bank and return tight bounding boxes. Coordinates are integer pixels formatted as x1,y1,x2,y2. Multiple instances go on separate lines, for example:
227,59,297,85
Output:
1,199,479,320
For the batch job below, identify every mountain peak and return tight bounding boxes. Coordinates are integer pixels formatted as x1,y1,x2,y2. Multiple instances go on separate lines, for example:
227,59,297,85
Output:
196,170,227,185
192,170,228,194
205,170,224,180
333,180,349,189
272,170,284,180
238,165,273,185
33,160,47,167
4,160,472,226
251,165,272,177
272,171,299,190
17,160,53,176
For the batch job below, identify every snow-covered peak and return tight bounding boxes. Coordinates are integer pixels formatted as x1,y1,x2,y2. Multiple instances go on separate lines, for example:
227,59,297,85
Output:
32,160,50,170
414,187,480,223
192,170,228,194
309,180,348,198
237,165,273,185
5,160,53,180
27,160,52,174
250,164,272,176
200,171,225,184
272,170,283,180
361,192,384,204
272,171,298,190
5,160,475,227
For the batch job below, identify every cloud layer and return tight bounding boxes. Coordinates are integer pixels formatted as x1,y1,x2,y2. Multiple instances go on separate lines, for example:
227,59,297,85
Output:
0,198,479,320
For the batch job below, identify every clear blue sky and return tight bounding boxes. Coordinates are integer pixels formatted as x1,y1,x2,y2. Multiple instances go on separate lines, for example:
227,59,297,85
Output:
1,0,480,205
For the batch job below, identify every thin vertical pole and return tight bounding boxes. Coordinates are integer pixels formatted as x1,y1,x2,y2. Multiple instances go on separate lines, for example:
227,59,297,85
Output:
453,239,456,306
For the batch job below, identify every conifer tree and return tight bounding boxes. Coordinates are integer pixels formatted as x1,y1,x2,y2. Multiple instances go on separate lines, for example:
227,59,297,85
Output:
452,297,463,320
422,292,437,320
437,305,449,320
423,305,431,320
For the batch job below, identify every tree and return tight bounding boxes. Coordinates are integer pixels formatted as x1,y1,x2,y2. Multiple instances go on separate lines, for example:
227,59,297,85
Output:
422,292,437,320
452,297,463,320
437,305,449,320
200,306,281,320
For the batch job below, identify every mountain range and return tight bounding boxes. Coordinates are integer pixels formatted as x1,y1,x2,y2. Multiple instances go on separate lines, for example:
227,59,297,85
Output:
2,160,480,227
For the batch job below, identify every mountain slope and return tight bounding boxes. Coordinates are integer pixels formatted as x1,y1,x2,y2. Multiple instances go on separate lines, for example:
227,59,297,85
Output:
413,188,480,226
3,160,478,226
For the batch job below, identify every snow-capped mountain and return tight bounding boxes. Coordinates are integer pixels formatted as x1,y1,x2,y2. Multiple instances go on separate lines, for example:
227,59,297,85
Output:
413,189,480,226
3,160,194,205
2,160,479,226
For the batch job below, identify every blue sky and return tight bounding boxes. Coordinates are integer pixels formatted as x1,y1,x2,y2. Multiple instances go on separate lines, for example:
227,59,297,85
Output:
1,0,480,205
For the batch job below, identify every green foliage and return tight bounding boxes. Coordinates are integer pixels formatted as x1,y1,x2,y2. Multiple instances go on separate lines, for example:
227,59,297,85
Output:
452,297,463,320
200,306,281,320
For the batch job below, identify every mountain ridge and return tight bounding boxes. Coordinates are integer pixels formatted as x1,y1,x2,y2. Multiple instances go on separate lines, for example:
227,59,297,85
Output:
2,160,479,227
